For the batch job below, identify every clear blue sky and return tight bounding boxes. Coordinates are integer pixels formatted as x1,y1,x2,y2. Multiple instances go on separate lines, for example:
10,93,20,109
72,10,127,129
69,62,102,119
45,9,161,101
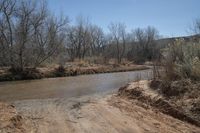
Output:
48,0,200,37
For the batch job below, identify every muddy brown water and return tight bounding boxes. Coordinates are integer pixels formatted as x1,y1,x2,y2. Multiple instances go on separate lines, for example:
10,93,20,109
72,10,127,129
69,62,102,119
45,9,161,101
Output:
0,70,152,101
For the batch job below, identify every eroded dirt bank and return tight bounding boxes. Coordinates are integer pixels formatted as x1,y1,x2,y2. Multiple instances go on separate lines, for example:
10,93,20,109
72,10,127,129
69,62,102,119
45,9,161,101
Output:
118,80,200,127
1,92,199,133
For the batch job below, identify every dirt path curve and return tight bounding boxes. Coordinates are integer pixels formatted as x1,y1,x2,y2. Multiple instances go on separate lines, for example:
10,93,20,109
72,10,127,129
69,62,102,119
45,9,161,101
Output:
12,94,200,133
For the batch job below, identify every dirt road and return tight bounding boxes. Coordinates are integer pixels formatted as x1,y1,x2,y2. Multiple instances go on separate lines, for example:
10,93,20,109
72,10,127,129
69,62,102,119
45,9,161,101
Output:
10,93,200,133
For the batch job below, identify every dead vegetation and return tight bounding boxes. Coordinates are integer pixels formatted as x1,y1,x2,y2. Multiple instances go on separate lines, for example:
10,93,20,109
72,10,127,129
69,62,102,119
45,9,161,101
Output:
0,68,44,81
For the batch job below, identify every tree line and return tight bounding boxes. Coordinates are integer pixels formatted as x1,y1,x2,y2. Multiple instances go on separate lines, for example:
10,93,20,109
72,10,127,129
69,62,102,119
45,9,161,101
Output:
0,0,166,71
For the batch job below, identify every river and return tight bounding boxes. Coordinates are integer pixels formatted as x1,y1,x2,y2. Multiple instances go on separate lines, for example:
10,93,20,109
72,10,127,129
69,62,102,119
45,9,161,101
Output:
0,69,152,101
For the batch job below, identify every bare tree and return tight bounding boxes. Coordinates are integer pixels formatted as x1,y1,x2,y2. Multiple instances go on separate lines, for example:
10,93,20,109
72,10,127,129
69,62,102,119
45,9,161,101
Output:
192,18,200,35
108,22,127,63
0,0,16,66
0,0,68,69
89,25,105,56
66,26,78,61
32,15,68,67
66,16,94,60
128,26,159,63
15,0,37,70
0,0,162,70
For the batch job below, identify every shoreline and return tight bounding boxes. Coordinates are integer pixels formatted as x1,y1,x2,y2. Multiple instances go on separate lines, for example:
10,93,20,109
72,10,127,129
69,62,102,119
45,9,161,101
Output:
0,65,150,82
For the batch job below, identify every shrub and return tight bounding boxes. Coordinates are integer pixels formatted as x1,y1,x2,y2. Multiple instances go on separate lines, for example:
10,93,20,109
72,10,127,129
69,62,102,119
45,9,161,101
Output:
54,65,66,77
163,39,200,81
9,67,23,75
158,79,191,97
8,67,43,80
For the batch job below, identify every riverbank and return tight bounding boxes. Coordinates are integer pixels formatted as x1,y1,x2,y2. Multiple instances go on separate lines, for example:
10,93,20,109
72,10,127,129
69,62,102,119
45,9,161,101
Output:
0,64,149,82
1,93,199,133
118,80,200,127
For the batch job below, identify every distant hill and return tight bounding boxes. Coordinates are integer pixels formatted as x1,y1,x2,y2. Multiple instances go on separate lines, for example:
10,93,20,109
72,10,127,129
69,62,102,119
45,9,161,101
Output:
157,34,200,47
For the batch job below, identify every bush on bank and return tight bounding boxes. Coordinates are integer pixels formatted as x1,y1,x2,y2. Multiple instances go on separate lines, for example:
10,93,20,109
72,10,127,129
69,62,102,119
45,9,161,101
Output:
163,39,200,81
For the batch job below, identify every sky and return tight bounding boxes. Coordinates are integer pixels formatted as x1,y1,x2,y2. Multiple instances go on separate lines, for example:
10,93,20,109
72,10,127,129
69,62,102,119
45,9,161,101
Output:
48,0,200,37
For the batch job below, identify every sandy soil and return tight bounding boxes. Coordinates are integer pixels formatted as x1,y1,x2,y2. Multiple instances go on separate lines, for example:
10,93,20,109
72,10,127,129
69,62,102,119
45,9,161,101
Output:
5,92,199,133
0,102,25,133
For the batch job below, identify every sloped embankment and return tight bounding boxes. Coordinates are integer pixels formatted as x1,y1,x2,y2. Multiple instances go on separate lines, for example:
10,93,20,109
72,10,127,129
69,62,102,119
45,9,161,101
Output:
118,80,200,127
